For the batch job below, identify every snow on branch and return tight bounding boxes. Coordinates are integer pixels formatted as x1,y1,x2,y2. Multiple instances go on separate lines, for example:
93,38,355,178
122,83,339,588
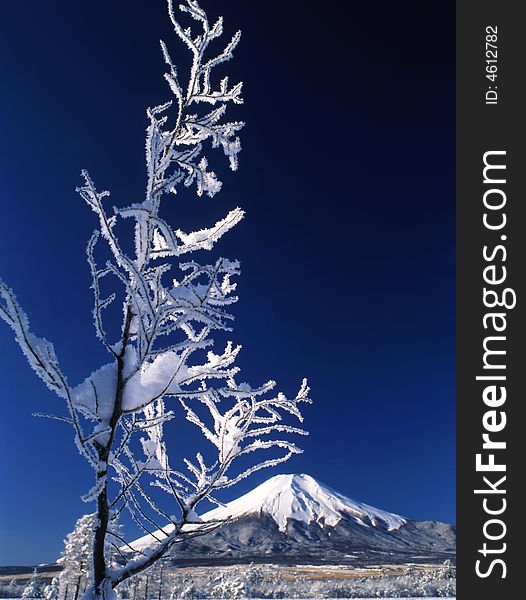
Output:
0,280,104,469
0,280,69,398
173,207,244,256
144,0,243,209
174,378,311,501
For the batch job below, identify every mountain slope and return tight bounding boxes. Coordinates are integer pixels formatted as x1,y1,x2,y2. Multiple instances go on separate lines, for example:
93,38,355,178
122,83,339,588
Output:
202,474,406,532
130,473,455,566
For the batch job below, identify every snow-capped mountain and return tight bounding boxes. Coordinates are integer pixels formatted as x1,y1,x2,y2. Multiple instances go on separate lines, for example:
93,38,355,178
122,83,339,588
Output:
130,474,455,566
202,474,406,532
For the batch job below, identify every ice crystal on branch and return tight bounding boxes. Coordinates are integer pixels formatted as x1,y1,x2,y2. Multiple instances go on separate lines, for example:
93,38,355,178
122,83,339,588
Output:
0,2,310,599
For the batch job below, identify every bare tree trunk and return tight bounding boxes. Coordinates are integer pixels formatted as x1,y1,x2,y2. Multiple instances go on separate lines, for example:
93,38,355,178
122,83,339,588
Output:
73,562,84,600
91,309,132,599
73,577,80,600
158,563,164,600
144,574,150,600
92,473,110,596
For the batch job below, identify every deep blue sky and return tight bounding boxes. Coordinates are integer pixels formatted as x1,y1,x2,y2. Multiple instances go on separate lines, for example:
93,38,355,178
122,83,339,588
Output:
0,1,454,565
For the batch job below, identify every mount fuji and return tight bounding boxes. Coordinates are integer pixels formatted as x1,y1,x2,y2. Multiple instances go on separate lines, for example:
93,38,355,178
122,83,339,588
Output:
131,474,455,566
201,474,406,532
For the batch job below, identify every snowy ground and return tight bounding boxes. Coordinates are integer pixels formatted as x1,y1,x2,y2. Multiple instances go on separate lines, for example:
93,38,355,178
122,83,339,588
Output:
0,561,456,599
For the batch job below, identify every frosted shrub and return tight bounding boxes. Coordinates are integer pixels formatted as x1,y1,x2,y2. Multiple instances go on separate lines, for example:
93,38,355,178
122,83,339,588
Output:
21,570,44,599
211,573,248,599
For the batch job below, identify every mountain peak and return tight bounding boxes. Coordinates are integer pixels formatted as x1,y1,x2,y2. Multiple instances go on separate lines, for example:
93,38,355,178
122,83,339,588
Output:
202,473,406,532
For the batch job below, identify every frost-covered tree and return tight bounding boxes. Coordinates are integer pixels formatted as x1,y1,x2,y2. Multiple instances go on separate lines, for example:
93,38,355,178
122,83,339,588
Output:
145,560,166,600
43,578,59,600
0,578,22,599
171,583,197,600
58,514,121,600
0,2,310,600
211,572,247,599
22,570,44,600
58,514,95,600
